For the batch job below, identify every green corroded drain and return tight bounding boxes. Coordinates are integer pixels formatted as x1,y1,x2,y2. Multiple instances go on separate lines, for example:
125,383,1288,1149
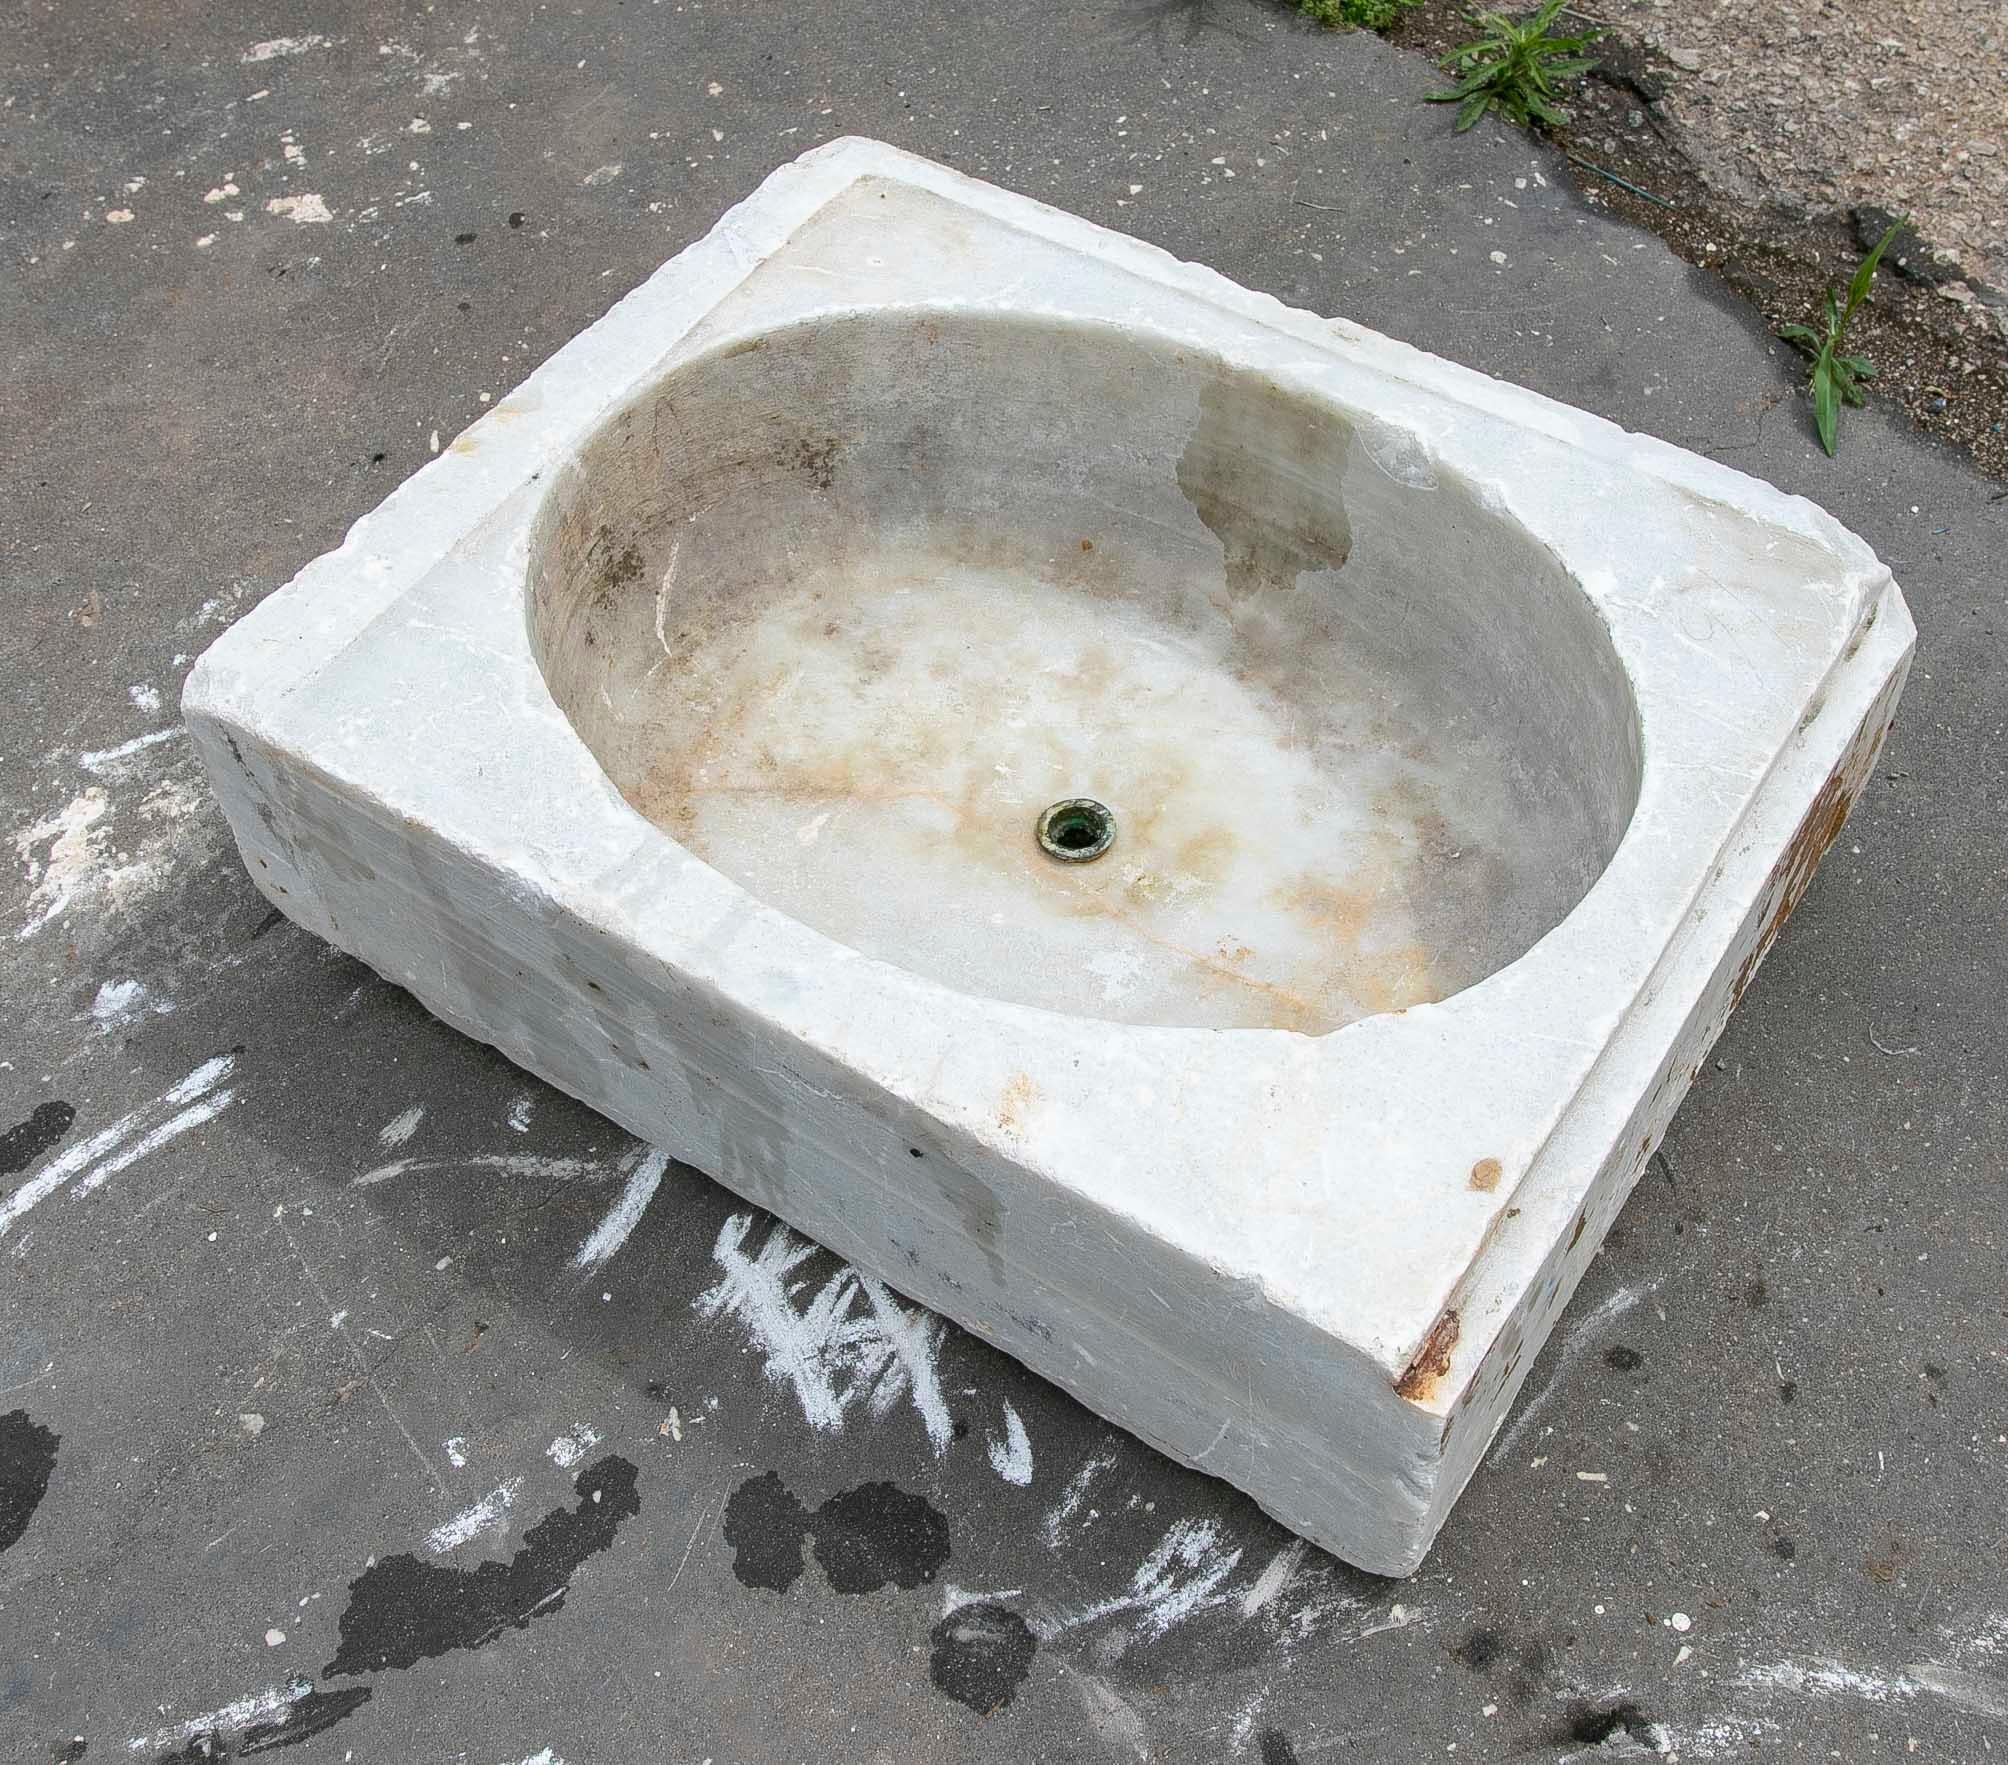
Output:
1036,798,1117,864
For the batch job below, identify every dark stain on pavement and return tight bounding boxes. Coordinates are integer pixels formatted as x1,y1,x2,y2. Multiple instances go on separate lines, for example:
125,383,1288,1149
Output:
1,1410,60,1555
325,1455,640,1676
1556,1700,1660,1749
1257,1731,1302,1765
721,1470,810,1592
928,1601,1037,1714
813,1482,950,1593
1,1101,75,1175
722,1472,950,1596
1451,1626,1507,1670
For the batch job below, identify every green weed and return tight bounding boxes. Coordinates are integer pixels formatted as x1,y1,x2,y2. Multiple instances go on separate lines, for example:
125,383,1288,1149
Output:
1430,0,1601,132
1777,219,1903,456
1296,0,1417,31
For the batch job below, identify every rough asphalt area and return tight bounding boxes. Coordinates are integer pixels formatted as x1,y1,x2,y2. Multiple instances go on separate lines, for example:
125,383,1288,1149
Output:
4,2,2005,1760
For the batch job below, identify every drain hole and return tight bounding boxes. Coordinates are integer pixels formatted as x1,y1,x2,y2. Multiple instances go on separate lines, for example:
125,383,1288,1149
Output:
1037,798,1116,864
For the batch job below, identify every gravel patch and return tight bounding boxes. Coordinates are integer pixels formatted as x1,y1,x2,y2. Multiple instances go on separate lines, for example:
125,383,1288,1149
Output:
1625,0,2006,298
1386,0,2008,478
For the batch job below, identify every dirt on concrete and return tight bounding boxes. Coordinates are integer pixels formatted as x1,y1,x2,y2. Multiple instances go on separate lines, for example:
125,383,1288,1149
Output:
1388,0,2008,481
1620,0,2006,297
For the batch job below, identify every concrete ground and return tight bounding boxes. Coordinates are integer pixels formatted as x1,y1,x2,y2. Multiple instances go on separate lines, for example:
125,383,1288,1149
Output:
3,1,2004,1760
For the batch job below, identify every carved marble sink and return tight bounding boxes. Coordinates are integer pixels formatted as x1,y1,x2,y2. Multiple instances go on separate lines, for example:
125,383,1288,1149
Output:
529,309,1641,1034
186,139,1912,1574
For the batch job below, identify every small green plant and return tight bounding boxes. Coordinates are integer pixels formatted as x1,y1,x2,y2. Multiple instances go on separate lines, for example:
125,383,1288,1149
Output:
1429,0,1601,132
1777,219,1903,457
1296,0,1416,30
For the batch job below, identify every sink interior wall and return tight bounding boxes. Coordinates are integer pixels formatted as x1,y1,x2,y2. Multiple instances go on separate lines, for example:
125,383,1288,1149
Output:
527,312,1642,1032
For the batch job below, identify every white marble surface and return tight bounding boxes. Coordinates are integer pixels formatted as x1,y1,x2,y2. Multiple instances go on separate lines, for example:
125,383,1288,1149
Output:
185,138,1913,1573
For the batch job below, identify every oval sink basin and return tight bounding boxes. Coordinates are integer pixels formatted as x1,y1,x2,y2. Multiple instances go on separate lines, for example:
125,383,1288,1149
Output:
529,311,1641,1032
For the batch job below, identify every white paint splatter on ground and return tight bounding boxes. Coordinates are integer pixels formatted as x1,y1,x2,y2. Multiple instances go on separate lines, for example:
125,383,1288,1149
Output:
77,727,184,776
1357,1600,1424,1639
941,1582,1026,1617
1068,1517,1244,1641
14,749,212,942
499,1751,566,1765
1909,1665,2008,1720
128,683,162,714
1043,1445,1117,1547
72,1061,238,1200
546,1425,600,1469
1738,1658,1912,1702
242,34,327,61
1071,1672,1150,1758
986,1400,1033,1486
1228,1695,1265,1751
444,1436,469,1468
1657,1716,1778,1758
1742,1655,2008,1721
955,1514,1249,1651
581,163,623,186
266,194,332,224
0,1055,238,1239
377,1105,425,1149
354,1151,607,1187
506,1093,535,1133
694,1213,953,1454
571,1147,668,1268
1972,1614,2008,1658
1487,1281,1656,1467
15,790,114,938
1238,1539,1307,1618
90,978,173,1032
953,1507,1371,1660
425,1480,520,1553
126,1680,308,1753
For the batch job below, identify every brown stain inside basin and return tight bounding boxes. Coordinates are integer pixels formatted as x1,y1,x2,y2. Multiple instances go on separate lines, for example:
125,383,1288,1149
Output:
527,310,1641,1033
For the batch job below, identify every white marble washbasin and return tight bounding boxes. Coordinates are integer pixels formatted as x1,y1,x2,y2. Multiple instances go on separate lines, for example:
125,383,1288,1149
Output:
186,139,1912,1574
529,310,1642,1035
